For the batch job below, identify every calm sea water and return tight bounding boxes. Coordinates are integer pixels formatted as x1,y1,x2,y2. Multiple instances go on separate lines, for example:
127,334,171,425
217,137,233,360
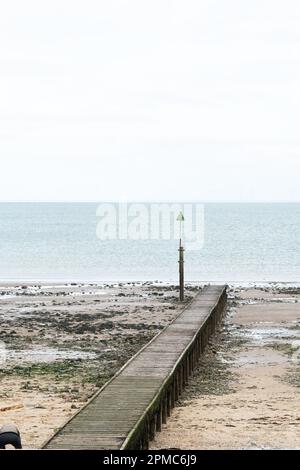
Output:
0,203,299,283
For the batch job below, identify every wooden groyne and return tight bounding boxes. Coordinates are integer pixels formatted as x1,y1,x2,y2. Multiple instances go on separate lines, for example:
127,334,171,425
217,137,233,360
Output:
43,285,227,450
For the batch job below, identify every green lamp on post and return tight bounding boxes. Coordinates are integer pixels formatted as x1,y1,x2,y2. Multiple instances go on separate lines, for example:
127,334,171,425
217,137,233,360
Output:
177,211,185,301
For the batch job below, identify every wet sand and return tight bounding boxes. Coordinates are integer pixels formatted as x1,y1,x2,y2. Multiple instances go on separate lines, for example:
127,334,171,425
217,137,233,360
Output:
150,286,300,450
1,283,299,449
0,282,198,448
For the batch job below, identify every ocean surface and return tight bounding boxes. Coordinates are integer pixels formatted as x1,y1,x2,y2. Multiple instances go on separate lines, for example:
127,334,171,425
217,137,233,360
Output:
0,203,299,283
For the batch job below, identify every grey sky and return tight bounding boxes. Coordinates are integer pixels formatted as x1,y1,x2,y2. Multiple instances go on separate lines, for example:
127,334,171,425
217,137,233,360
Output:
1,0,300,201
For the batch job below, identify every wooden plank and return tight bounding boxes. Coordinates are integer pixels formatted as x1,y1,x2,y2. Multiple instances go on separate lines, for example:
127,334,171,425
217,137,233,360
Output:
43,285,227,450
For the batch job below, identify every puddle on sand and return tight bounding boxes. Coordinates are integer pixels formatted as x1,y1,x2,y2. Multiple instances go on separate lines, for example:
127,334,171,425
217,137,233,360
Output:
237,298,299,305
240,326,298,341
233,348,288,366
242,326,300,343
4,348,98,363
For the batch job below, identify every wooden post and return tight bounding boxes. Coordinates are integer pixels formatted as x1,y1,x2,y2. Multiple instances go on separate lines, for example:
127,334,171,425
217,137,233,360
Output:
167,391,171,417
156,408,162,432
197,336,201,358
178,368,183,394
150,416,156,440
201,331,205,352
144,433,149,450
175,373,179,401
141,425,149,450
183,358,187,384
186,356,189,381
171,382,176,408
162,397,167,424
199,337,202,356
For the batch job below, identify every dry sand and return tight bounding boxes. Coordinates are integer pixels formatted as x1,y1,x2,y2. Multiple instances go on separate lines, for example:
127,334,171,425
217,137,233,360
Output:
150,286,300,450
0,282,198,448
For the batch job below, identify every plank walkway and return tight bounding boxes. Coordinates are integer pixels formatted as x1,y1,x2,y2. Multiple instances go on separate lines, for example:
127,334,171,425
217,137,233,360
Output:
44,285,227,450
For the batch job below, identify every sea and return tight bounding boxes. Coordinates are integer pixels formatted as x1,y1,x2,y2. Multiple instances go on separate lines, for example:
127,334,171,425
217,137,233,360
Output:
0,203,299,283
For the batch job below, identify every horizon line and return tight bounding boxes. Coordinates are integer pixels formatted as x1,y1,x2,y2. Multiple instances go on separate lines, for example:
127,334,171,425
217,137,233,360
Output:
0,200,300,204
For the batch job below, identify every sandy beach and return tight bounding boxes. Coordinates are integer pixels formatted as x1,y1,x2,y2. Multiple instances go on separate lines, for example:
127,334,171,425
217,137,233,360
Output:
0,282,198,448
150,285,300,450
1,283,299,449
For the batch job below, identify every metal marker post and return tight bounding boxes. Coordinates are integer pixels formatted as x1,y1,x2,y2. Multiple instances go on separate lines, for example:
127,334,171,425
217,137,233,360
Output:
177,212,185,301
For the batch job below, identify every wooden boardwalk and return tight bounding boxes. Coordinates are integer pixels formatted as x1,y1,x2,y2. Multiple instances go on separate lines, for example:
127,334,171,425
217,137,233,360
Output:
44,285,227,450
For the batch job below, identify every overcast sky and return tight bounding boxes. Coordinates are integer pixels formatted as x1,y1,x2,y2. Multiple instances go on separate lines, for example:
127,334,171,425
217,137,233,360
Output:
0,0,300,202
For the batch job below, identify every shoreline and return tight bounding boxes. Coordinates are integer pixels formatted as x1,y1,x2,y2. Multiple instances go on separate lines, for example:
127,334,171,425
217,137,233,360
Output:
1,280,300,288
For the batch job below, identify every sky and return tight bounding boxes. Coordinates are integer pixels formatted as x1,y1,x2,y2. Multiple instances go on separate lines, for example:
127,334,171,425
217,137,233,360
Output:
0,0,300,202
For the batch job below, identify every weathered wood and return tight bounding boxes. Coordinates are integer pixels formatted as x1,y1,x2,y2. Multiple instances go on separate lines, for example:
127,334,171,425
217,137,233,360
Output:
175,372,179,400
167,390,171,417
150,415,156,440
162,396,167,424
171,381,175,408
156,408,162,432
43,285,227,450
